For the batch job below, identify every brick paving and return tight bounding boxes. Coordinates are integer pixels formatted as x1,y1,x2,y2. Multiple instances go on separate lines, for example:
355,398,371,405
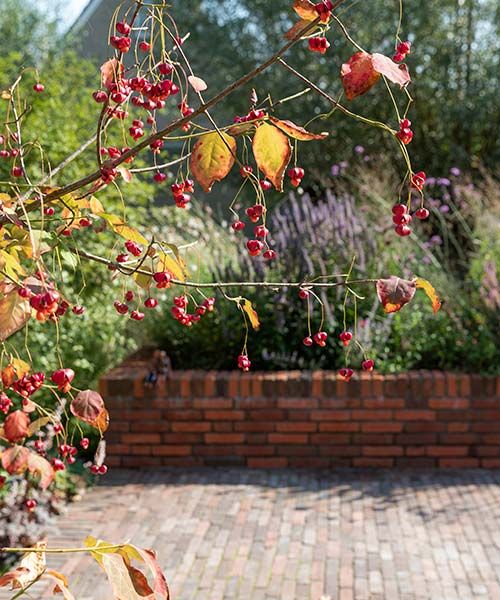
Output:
4,468,500,599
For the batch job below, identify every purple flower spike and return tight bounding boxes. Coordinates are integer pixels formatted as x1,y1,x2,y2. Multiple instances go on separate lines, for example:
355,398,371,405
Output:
449,167,461,176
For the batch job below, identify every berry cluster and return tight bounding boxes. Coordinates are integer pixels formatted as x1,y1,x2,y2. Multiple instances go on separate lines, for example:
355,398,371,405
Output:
287,167,305,187
170,178,194,208
237,354,251,372
393,40,411,63
396,118,413,145
314,0,333,22
308,37,330,54
171,295,215,327
50,368,75,393
233,108,266,125
232,204,275,260
391,199,429,237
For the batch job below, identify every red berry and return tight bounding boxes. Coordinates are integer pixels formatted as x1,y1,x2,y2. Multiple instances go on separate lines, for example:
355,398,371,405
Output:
125,240,142,256
124,290,134,302
130,310,145,321
246,239,264,257
260,180,272,191
313,331,328,347
339,331,353,346
80,437,90,450
25,499,37,512
303,336,313,347
237,354,251,372
116,253,129,263
53,423,63,434
90,464,100,474
11,166,23,178
395,224,412,237
159,62,173,75
51,458,65,471
339,367,354,381
392,52,405,63
397,40,411,55
361,359,375,371
263,249,276,260
415,207,430,220
411,171,427,191
72,305,85,315
33,83,44,93
98,464,108,475
93,90,108,103
153,172,167,183
240,165,253,178
232,220,245,231
139,41,151,52
116,21,131,35
114,301,129,315
392,213,412,225
144,297,158,309
308,36,330,54
392,203,407,216
254,225,268,238
298,288,309,299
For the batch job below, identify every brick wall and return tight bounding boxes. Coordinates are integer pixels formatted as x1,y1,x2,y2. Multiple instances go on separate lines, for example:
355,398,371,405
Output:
100,362,500,469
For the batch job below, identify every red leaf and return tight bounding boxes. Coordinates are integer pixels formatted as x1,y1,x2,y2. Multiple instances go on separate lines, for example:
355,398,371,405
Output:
27,452,54,490
4,410,30,442
293,0,317,20
100,58,123,90
1,444,30,474
372,53,411,88
70,390,105,424
376,276,416,313
340,52,381,100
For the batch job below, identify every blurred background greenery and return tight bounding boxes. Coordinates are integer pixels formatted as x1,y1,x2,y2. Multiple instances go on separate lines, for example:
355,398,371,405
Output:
1,0,499,385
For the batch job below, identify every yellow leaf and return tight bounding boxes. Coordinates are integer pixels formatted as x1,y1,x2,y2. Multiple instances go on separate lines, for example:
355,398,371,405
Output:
242,299,260,330
27,416,51,437
0,250,25,281
0,282,31,341
293,0,317,20
415,277,442,313
100,213,149,246
269,116,328,141
190,131,236,192
252,123,292,191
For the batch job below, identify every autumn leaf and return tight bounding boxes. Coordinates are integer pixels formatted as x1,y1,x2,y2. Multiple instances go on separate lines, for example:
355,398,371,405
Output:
293,0,317,20
376,276,416,313
190,131,237,192
227,121,259,136
1,364,16,387
70,390,108,431
101,58,123,90
252,123,292,191
372,53,411,88
269,116,328,141
0,282,31,342
341,52,381,100
27,452,54,490
117,167,133,183
45,570,75,600
4,410,30,442
415,277,442,313
241,299,260,331
0,542,47,591
188,75,207,92
1,444,30,474
28,416,52,436
100,213,149,246
11,357,31,378
284,19,312,40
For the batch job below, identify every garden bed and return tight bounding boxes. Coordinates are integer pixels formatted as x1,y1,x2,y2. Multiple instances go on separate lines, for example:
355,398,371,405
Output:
100,358,500,469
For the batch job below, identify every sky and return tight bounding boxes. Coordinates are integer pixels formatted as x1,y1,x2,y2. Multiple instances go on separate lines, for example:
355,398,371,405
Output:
39,0,89,29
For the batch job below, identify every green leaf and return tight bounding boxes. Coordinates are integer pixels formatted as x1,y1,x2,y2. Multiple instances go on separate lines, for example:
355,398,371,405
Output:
190,131,236,192
252,123,291,191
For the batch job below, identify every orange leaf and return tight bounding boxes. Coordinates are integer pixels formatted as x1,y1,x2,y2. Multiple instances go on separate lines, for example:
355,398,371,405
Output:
415,277,442,313
27,452,54,490
1,444,30,474
376,276,416,313
101,58,123,90
190,132,236,192
252,123,291,191
70,390,105,424
341,52,381,100
241,299,260,331
4,410,30,442
293,0,317,20
0,282,31,342
284,19,312,40
269,116,328,141
372,53,411,88
2,364,16,387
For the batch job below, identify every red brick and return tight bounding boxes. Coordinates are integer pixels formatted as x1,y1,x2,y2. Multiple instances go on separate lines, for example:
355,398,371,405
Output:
248,410,284,421
396,457,436,468
234,422,275,432
481,434,500,444
319,422,359,432
426,446,469,457
428,397,469,409
276,446,317,456
405,422,446,433
277,398,318,409
162,433,203,444
319,446,360,457
106,444,131,455
245,433,267,444
439,458,479,468
396,433,437,445
459,374,471,396
440,433,477,445
130,422,170,432
122,433,161,444
361,422,403,433
106,455,122,467
310,433,351,445
352,433,394,445
395,410,435,421
310,410,350,421
288,458,331,468
248,457,287,468
122,456,162,467
311,372,323,396
193,446,236,456
475,446,500,457
171,422,211,432
151,445,192,456
446,373,458,397
236,445,275,456
353,457,394,468
161,457,203,467
276,422,317,433
447,422,469,432
481,458,500,468
352,410,393,421
362,446,404,457
121,410,162,421
193,398,233,409
212,422,233,432
363,398,405,409
405,446,426,457
205,410,245,421
130,445,152,455
268,433,308,444
433,372,445,396
164,410,203,421
205,433,245,444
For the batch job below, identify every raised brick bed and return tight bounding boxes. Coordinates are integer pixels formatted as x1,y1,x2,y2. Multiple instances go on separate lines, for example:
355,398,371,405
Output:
100,360,500,468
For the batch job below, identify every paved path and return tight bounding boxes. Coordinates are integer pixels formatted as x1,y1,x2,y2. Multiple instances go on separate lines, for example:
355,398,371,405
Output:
4,469,500,600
